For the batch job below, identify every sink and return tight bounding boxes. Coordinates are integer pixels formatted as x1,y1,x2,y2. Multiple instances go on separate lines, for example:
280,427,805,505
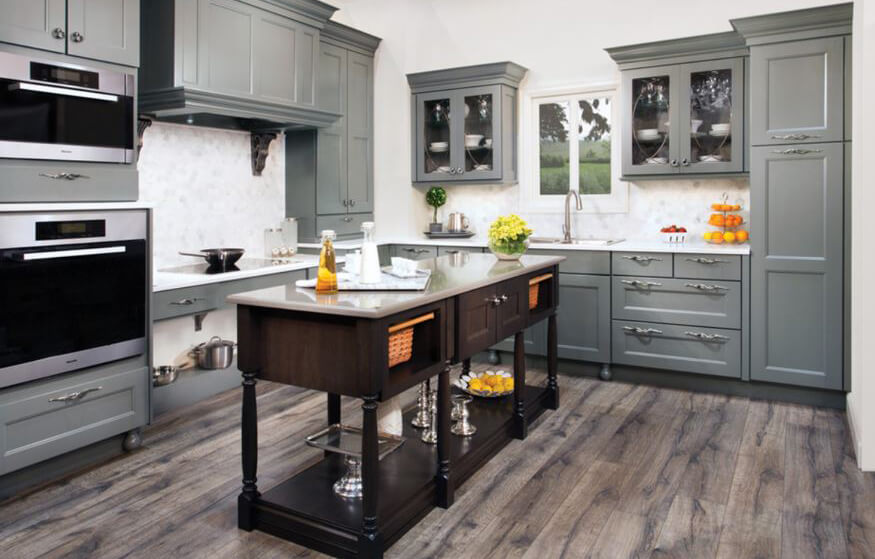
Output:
529,237,624,247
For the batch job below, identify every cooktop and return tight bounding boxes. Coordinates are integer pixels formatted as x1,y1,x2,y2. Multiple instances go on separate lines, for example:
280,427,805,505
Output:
160,258,302,275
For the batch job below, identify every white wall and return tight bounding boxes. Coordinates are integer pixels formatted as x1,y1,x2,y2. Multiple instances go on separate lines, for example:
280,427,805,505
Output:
848,0,875,470
328,0,846,240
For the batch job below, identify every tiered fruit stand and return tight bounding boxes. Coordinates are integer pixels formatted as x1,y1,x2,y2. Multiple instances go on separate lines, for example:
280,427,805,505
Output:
705,194,749,245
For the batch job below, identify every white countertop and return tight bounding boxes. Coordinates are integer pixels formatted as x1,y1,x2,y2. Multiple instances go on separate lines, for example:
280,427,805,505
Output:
0,201,154,212
153,254,323,292
301,236,750,256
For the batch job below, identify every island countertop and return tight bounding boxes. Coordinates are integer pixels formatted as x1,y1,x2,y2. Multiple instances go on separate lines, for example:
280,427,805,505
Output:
226,253,564,319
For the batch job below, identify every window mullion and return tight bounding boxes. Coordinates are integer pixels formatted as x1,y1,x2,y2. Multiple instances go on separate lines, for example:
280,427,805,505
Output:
569,97,580,194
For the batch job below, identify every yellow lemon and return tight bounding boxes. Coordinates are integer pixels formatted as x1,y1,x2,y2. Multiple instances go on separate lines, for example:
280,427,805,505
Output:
723,231,736,243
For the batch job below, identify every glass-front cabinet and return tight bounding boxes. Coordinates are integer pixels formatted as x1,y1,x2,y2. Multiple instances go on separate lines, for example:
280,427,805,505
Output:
409,62,526,185
620,57,745,177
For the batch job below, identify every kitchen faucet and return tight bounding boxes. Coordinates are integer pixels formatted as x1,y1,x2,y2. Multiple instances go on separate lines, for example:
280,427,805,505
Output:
562,190,583,243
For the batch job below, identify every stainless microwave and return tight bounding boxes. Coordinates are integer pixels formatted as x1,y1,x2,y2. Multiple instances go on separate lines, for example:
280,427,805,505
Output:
0,50,135,164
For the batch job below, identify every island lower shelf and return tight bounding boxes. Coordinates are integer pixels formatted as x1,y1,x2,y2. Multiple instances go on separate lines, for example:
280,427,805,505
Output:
251,384,551,558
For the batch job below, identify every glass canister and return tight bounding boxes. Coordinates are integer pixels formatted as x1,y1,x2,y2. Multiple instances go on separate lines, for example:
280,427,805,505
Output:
359,222,381,284
316,230,338,294
281,218,298,255
264,228,282,258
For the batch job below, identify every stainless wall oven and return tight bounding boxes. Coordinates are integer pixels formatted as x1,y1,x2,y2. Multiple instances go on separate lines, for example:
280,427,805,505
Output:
0,211,147,389
0,49,135,164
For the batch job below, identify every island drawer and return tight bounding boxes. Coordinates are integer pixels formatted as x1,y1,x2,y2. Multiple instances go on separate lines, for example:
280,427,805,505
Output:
612,320,741,379
0,359,148,475
529,249,610,275
316,213,374,237
674,254,742,281
393,245,438,260
153,285,218,320
612,276,741,329
612,252,672,277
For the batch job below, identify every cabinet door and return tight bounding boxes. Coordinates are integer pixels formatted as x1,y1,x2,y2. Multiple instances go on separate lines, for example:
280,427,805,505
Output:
621,65,680,176
457,85,503,181
749,37,844,145
67,0,139,66
315,42,347,215
750,143,843,389
679,57,744,173
557,274,610,363
0,0,66,53
253,9,316,106
197,0,254,96
495,277,529,341
346,52,374,213
457,284,497,359
415,92,461,182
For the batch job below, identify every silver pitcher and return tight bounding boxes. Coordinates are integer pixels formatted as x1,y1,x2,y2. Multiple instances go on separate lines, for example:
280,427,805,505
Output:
447,213,470,233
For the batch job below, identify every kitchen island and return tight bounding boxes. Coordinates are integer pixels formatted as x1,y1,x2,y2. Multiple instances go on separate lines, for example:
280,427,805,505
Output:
227,253,563,558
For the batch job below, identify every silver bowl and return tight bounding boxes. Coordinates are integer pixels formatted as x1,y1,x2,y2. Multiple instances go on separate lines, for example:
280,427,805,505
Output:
153,365,180,387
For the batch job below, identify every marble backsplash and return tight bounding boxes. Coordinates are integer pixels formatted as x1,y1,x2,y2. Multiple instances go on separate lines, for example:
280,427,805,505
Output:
413,178,750,243
138,122,287,269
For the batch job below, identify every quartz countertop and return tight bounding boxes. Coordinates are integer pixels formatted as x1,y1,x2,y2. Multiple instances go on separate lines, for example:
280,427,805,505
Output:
227,253,564,319
299,236,750,256
153,254,323,292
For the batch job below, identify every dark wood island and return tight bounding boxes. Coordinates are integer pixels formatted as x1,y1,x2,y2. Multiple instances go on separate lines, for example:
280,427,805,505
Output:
227,253,563,558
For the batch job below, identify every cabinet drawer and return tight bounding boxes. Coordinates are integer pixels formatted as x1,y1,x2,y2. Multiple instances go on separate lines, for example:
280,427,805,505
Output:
437,245,483,256
153,285,217,321
612,252,672,277
316,213,374,237
529,249,610,275
0,360,148,475
393,245,438,260
674,254,741,281
216,270,308,304
612,276,741,329
612,320,741,379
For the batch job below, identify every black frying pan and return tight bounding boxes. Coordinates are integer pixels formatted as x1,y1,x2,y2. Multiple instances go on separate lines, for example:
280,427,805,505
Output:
179,248,245,269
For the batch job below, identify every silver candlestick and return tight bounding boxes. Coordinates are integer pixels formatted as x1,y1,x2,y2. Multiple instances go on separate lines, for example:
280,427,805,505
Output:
451,394,476,436
333,455,363,498
411,381,431,428
420,389,438,444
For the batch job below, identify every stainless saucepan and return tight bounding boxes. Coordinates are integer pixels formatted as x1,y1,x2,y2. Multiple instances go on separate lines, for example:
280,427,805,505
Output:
179,248,245,269
191,336,236,370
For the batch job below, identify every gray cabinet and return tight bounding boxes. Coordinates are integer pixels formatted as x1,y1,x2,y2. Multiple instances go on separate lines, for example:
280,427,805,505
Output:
750,143,844,390
612,276,741,329
749,37,845,146
315,41,348,216
407,62,527,185
391,245,437,260
0,0,138,66
674,253,742,281
612,251,672,277
556,274,610,362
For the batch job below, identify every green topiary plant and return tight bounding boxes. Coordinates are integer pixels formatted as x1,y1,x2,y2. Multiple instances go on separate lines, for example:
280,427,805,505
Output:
426,186,447,224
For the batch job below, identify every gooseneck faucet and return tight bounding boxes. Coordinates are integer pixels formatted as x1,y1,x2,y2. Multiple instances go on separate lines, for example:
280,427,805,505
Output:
562,190,583,243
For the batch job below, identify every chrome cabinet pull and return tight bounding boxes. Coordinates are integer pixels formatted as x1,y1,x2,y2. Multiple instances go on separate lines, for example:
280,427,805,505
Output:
684,331,730,343
49,386,103,403
621,279,662,288
685,257,728,265
499,294,509,303
772,148,823,155
403,248,430,254
170,297,203,306
70,31,84,43
342,199,348,207
448,168,457,175
52,27,66,39
623,326,663,336
486,296,502,306
771,134,821,141
342,216,353,222
349,199,355,207
457,167,463,174
670,159,679,167
40,172,90,180
681,158,690,166
622,255,662,263
685,282,728,292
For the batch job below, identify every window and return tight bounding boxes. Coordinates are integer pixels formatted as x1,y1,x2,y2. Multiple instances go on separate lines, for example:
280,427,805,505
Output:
523,86,627,213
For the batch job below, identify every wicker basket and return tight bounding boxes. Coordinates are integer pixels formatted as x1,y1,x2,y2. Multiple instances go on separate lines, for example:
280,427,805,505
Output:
528,273,554,310
387,313,435,367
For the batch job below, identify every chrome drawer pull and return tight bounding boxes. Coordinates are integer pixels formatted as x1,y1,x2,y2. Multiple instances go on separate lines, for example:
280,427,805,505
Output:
39,172,90,180
685,257,728,265
684,331,730,343
621,255,663,263
771,134,820,141
623,326,663,336
621,279,662,288
49,386,103,403
403,248,430,254
685,282,728,292
485,296,502,306
170,297,203,306
772,148,823,155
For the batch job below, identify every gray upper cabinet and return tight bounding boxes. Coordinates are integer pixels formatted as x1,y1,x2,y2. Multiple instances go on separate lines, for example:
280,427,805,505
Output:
407,62,527,185
345,50,374,213
748,37,845,145
0,0,66,53
750,143,844,390
315,42,348,216
0,0,138,66
608,32,748,178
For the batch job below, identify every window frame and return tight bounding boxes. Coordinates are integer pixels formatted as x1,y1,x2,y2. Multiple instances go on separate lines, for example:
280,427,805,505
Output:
521,83,628,214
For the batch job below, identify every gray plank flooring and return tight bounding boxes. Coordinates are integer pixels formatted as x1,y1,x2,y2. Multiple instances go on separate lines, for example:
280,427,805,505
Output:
1,362,873,559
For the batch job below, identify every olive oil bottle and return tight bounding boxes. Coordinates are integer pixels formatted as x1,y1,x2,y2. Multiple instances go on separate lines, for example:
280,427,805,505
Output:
316,229,338,294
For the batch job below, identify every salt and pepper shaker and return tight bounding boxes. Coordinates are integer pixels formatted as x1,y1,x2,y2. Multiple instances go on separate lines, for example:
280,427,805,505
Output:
411,381,431,428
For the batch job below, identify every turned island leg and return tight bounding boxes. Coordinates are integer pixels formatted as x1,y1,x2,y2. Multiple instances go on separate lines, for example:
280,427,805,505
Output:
360,394,383,557
238,370,259,531
547,313,559,410
436,366,454,508
513,331,527,440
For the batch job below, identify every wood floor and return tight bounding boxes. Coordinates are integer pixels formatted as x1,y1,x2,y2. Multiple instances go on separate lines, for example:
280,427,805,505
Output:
2,363,874,559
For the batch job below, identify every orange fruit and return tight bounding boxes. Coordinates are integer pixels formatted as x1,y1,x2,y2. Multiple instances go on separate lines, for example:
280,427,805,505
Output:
711,203,723,211
723,231,736,243
710,231,724,243
736,230,749,242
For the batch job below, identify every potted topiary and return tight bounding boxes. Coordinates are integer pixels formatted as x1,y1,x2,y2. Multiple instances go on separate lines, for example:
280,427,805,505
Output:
425,186,447,232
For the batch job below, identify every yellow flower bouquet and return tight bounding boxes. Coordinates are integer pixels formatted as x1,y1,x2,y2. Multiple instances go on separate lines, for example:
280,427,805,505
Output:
487,214,533,260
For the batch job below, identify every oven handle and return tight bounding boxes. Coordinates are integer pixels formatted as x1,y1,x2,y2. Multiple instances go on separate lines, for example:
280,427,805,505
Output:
17,245,127,261
8,81,119,103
